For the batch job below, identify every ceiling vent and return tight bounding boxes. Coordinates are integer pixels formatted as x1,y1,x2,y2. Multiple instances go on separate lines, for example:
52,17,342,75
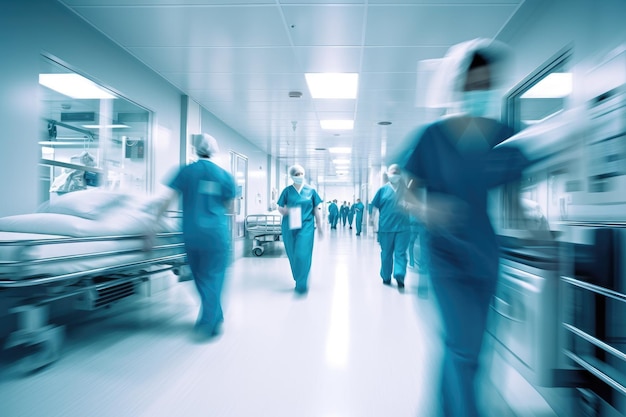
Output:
288,91,303,98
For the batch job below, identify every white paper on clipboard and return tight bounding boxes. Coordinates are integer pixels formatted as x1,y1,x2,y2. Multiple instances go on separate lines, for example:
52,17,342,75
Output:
288,206,302,230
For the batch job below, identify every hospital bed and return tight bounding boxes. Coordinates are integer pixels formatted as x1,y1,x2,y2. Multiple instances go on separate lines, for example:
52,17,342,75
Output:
244,213,282,256
0,189,188,373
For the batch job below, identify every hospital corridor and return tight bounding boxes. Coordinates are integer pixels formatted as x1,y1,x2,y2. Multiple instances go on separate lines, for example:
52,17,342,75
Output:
4,1,626,416
0,227,559,417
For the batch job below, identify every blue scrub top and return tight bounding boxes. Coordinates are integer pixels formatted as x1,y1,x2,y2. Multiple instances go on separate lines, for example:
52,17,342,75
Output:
403,116,528,280
169,159,236,248
277,184,322,230
371,183,410,232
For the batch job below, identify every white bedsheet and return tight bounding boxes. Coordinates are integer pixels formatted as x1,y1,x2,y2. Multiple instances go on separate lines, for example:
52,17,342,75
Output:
0,197,182,281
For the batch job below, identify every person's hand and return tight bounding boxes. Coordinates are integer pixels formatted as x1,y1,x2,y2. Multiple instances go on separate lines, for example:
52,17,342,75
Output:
142,224,158,251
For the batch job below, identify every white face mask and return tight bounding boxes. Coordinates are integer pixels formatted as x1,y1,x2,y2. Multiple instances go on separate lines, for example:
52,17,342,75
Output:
292,176,303,185
387,174,401,184
461,90,495,117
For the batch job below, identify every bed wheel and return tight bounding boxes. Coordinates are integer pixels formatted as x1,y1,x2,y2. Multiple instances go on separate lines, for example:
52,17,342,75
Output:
253,247,264,257
5,325,65,374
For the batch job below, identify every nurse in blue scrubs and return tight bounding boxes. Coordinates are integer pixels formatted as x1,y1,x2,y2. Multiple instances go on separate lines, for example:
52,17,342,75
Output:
277,164,323,294
370,164,411,289
153,133,236,341
352,198,365,236
402,39,530,417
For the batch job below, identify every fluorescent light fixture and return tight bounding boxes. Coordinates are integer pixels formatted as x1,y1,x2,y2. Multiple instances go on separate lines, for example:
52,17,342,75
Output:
329,147,351,154
320,120,354,130
305,73,358,99
82,124,130,129
521,73,572,99
39,73,117,99
332,158,351,165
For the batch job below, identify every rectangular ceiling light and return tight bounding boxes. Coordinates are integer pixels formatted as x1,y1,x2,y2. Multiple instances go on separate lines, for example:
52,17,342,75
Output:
320,120,354,130
305,73,358,99
521,73,573,99
39,73,117,99
329,147,351,154
82,124,130,129
332,158,351,165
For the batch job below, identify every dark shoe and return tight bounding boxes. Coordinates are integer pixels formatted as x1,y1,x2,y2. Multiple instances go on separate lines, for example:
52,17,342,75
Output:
356,233,360,236
396,279,405,289
382,280,392,286
294,286,308,296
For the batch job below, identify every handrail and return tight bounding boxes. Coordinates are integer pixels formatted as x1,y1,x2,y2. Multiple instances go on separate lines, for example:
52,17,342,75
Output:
40,158,103,173
0,253,186,288
46,119,96,139
562,276,626,303
564,350,626,396
563,322,626,363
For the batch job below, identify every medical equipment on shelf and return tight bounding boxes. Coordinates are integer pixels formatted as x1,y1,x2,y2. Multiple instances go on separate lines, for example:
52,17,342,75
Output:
244,213,282,256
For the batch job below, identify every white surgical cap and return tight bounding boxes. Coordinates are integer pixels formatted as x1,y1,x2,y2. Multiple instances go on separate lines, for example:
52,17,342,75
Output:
427,38,512,111
289,164,305,176
192,133,219,157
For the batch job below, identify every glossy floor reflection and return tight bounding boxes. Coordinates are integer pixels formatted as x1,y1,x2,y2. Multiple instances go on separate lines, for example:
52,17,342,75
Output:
0,225,554,417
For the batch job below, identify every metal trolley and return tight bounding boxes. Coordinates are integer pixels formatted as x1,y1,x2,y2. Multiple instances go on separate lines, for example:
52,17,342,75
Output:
0,226,188,374
244,214,282,256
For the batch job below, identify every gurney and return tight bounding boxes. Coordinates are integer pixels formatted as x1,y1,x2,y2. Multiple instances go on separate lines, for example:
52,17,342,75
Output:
244,213,282,256
0,189,188,373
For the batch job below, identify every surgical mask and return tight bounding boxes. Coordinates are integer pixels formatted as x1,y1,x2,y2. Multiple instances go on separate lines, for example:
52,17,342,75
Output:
460,90,494,117
388,174,401,184
292,176,303,185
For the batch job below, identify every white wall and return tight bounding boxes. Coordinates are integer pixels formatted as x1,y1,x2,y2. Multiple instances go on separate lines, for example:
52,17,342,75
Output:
499,0,626,109
0,0,183,216
0,0,274,222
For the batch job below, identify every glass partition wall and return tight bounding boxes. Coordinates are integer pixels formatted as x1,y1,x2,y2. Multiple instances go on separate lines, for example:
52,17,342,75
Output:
38,56,151,203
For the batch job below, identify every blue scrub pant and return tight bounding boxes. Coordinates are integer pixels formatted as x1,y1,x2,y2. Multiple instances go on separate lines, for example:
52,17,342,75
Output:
348,214,354,227
429,262,497,417
329,214,338,229
186,244,228,334
377,230,410,283
282,226,315,291
355,214,363,235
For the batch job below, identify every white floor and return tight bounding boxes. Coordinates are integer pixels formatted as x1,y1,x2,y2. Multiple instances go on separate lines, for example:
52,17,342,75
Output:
0,226,559,417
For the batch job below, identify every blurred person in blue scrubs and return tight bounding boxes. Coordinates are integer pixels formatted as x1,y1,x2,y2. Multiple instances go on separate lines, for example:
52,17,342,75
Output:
152,133,236,342
401,39,529,417
340,201,349,227
370,164,411,290
352,198,365,236
347,202,355,229
328,199,339,229
277,164,323,295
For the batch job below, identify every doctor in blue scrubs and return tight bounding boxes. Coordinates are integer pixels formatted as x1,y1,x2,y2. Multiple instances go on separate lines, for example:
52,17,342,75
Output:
370,164,411,289
402,39,529,417
352,198,365,236
152,133,236,341
277,164,323,295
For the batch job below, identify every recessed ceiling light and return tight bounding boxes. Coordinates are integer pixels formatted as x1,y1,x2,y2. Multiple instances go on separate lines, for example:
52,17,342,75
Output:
320,120,354,130
329,147,351,154
305,73,358,99
521,73,572,98
39,73,116,99
288,91,303,98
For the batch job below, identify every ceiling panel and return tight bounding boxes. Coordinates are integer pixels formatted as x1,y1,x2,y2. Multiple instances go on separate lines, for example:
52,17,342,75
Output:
70,5,290,47
59,0,525,185
364,4,520,46
281,5,366,47
129,47,300,74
